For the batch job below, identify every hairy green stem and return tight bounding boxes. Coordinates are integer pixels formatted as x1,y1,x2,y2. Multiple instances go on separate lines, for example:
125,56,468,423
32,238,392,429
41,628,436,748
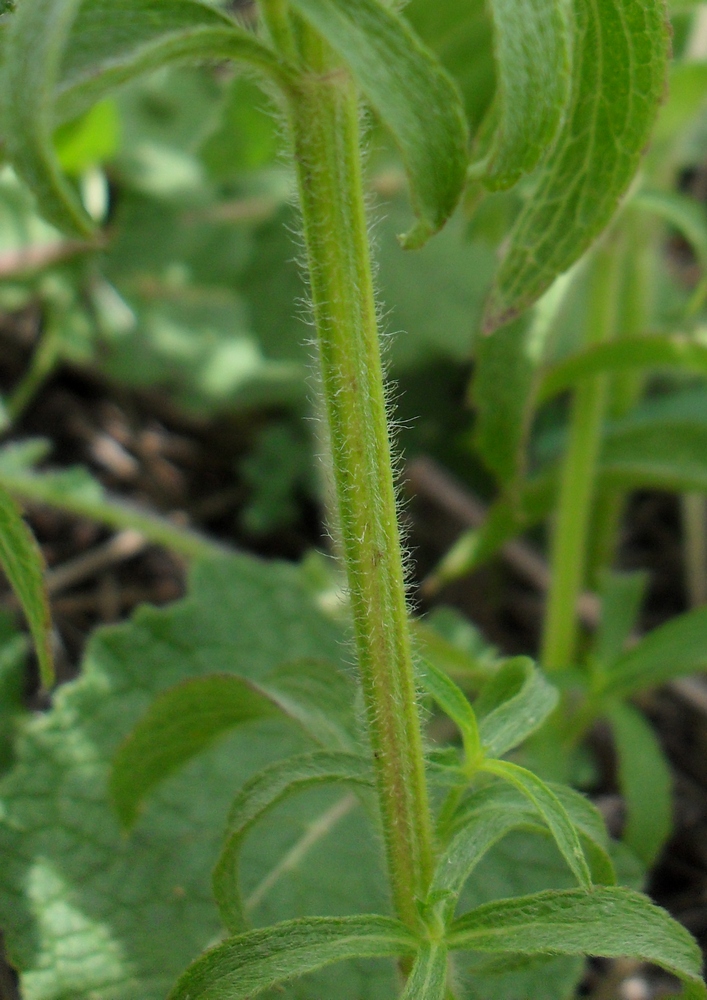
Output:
285,26,434,929
541,244,622,670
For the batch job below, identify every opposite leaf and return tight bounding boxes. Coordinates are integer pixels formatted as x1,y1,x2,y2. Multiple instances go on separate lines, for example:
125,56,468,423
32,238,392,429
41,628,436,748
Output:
213,751,374,933
482,760,592,889
477,657,558,759
484,0,670,330
448,887,706,999
419,657,481,762
289,0,468,248
0,485,53,688
472,0,572,190
167,915,417,1000
111,660,357,829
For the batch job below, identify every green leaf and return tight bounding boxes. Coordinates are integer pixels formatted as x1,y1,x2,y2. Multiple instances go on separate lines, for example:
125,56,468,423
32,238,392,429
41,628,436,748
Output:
213,751,373,933
399,943,448,1000
403,0,496,135
477,658,559,759
448,887,706,1000
419,658,481,761
0,484,53,688
3,0,289,236
484,0,670,329
609,703,672,867
288,0,468,248
539,335,707,403
471,0,572,190
0,555,395,999
598,605,707,699
482,761,592,889
168,915,417,1000
592,571,647,668
111,661,358,830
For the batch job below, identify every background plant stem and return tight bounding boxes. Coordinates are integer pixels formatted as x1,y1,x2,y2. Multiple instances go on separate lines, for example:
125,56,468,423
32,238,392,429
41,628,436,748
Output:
285,24,434,930
541,242,622,670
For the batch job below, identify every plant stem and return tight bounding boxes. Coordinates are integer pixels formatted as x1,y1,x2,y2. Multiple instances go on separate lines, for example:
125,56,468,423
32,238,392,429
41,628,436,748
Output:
586,217,653,587
285,26,434,929
541,243,622,670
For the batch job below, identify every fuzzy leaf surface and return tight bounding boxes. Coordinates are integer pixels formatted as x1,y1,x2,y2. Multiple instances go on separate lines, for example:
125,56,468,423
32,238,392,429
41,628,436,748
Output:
419,657,481,760
0,555,396,1000
213,751,374,933
0,484,53,687
168,915,417,1000
111,662,357,830
484,0,670,329
482,761,592,889
289,0,468,247
473,0,571,189
477,658,559,759
449,887,705,999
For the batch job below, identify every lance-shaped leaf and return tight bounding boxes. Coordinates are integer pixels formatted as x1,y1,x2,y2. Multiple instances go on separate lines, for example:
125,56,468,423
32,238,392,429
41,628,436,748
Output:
399,943,448,1000
599,415,707,494
484,0,670,330
167,914,418,1000
0,485,53,688
471,0,572,190
597,605,707,700
609,703,672,867
213,751,374,933
111,659,358,829
482,760,592,889
3,0,290,236
289,0,468,248
539,336,707,403
419,657,481,762
477,658,558,759
437,781,614,924
448,887,706,1000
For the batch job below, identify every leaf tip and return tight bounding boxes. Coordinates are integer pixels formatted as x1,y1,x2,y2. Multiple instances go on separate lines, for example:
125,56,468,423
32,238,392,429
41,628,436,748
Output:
397,219,435,251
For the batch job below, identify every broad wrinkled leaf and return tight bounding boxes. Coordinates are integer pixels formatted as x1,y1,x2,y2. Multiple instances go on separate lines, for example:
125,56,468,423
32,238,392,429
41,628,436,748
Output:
610,703,672,866
482,761,592,889
599,604,707,699
2,0,288,235
449,887,706,999
539,335,707,403
289,0,468,248
111,663,358,829
168,915,417,1000
399,943,448,1000
213,751,374,933
0,484,53,687
0,555,396,1000
471,0,571,190
473,272,573,486
484,0,670,330
419,658,481,760
592,571,647,668
477,658,558,759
